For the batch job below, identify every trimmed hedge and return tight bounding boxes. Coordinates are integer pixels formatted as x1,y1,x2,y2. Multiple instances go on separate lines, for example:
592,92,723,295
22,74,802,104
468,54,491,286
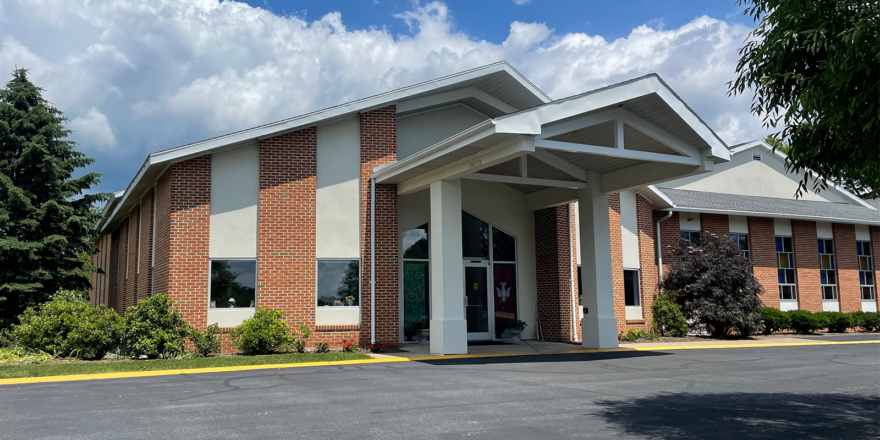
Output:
759,308,879,334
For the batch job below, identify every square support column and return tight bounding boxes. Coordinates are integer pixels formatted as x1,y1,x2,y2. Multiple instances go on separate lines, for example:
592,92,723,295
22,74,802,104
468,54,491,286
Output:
578,171,619,348
429,179,467,355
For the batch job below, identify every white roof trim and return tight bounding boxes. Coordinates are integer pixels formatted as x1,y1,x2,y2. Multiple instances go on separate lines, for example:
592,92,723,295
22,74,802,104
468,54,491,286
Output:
665,206,880,226
495,74,730,161
648,185,677,207
730,140,875,210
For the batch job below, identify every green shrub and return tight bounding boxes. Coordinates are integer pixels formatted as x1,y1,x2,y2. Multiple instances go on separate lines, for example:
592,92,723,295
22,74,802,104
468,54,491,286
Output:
660,233,763,337
759,307,791,335
13,290,122,359
858,312,880,332
123,294,190,358
189,323,222,357
619,329,659,342
230,308,294,355
651,291,689,337
315,342,330,353
788,310,821,334
293,324,311,354
824,312,854,333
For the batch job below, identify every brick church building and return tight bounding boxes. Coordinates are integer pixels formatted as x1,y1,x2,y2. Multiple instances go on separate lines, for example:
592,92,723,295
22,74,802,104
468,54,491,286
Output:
88,62,879,354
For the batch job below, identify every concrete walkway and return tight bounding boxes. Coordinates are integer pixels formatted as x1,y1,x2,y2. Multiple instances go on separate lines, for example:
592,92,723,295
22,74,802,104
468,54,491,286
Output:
372,333,880,360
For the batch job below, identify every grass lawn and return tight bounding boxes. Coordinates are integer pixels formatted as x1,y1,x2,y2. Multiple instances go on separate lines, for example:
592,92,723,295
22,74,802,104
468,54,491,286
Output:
0,352,371,379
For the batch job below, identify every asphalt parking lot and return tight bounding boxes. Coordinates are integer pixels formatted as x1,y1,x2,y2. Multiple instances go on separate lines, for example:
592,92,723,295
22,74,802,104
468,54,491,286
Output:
1,340,878,440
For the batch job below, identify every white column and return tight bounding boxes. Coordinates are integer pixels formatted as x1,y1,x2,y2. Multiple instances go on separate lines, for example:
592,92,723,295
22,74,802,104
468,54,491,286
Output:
429,179,468,355
578,171,619,348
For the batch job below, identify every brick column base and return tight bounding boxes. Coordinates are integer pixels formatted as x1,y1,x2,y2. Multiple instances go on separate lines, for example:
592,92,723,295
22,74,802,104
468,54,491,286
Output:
534,206,574,342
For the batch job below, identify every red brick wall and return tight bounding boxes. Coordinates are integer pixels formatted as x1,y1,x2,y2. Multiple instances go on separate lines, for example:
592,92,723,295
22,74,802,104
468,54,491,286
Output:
657,211,680,272
608,194,628,332
749,216,779,308
360,106,399,349
792,220,821,312
701,213,729,237
833,224,861,312
257,128,317,335
117,217,129,315
138,189,155,301
570,203,579,341
126,207,140,311
109,228,121,313
634,194,659,331
89,235,111,307
167,156,211,330
535,206,574,342
152,169,172,295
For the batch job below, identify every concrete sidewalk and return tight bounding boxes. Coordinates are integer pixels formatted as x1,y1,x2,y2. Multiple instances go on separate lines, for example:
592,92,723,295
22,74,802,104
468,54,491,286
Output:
373,333,880,360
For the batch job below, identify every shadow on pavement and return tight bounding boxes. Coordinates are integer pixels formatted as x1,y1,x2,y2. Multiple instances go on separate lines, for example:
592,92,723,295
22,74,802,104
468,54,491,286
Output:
411,350,670,366
595,392,879,440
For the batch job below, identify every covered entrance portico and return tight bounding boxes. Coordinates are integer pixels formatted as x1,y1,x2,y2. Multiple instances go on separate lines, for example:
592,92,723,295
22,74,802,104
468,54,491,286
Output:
375,74,730,355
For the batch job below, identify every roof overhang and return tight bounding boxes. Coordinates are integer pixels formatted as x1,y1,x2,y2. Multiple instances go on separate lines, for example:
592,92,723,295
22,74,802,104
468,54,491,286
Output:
375,74,723,198
97,61,550,233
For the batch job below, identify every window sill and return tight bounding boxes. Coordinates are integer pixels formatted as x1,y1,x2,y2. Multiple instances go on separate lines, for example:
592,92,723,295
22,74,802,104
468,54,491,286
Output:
625,320,646,325
315,324,360,332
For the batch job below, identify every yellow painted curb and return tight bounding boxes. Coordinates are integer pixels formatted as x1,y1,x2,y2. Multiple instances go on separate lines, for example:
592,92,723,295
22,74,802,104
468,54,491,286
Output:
627,339,880,351
0,339,876,386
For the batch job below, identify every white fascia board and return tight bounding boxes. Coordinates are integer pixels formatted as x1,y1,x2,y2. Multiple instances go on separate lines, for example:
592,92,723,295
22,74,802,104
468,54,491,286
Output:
730,140,875,210
397,87,518,114
647,185,677,207
536,140,701,166
372,120,496,181
496,75,730,161
666,206,880,226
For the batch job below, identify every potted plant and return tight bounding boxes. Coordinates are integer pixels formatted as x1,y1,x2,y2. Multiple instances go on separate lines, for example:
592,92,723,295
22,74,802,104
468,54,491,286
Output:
412,319,430,344
505,319,527,342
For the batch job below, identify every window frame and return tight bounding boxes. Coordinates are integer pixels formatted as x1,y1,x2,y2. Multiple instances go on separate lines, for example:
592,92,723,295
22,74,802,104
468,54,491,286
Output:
623,269,641,307
818,238,838,300
315,258,362,308
403,224,431,337
208,258,258,310
680,230,701,246
858,241,876,300
730,233,751,260
776,236,797,300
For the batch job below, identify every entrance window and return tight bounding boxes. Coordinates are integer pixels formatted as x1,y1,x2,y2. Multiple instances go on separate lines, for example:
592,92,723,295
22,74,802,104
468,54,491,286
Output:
403,224,429,340
818,239,838,300
858,241,875,300
462,211,489,259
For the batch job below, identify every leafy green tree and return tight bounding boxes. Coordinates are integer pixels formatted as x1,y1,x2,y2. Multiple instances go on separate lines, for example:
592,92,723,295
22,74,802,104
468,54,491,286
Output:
0,69,109,327
730,0,879,198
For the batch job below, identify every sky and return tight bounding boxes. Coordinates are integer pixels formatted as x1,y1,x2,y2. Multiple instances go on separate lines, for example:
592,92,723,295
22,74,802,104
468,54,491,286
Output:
0,0,770,195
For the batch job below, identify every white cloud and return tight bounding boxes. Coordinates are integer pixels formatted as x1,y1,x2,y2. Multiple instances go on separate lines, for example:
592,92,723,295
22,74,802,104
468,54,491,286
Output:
512,0,531,5
68,107,117,151
0,0,770,190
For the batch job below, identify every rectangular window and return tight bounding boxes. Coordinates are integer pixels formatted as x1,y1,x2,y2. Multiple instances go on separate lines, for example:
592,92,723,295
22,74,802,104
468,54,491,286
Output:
210,259,257,308
623,269,641,307
818,239,838,300
317,259,360,307
776,236,797,300
730,233,750,260
858,241,876,300
680,230,700,246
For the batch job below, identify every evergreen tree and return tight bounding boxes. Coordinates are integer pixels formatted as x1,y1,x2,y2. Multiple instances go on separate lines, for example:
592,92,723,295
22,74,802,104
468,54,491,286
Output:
0,68,109,328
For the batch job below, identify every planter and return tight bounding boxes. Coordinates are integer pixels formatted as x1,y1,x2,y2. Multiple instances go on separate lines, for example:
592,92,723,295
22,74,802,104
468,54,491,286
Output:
418,329,430,345
508,328,523,342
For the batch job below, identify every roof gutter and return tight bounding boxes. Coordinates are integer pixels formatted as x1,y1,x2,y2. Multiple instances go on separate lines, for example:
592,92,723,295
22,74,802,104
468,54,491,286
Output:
664,206,880,227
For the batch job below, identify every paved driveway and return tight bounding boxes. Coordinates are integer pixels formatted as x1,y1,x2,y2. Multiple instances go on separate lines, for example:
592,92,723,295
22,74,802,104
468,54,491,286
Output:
1,342,878,439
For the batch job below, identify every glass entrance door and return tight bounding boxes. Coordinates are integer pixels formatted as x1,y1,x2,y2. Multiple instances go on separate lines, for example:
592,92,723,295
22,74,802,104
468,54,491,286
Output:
464,263,492,340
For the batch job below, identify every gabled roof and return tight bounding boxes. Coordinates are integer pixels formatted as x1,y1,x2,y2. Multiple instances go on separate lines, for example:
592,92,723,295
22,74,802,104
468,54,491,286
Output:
654,188,880,225
728,140,874,209
97,61,550,232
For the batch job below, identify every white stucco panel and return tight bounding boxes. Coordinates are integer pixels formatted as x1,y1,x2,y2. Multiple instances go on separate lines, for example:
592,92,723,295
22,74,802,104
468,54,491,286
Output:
679,212,701,231
816,222,833,239
316,307,360,326
397,104,488,160
317,116,361,259
619,190,639,269
207,309,255,327
210,143,258,258
729,215,749,234
774,218,792,236
855,224,871,241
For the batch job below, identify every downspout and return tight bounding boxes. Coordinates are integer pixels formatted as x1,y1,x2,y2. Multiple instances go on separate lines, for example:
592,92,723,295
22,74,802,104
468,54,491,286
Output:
370,178,376,345
656,211,674,280
569,205,579,342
